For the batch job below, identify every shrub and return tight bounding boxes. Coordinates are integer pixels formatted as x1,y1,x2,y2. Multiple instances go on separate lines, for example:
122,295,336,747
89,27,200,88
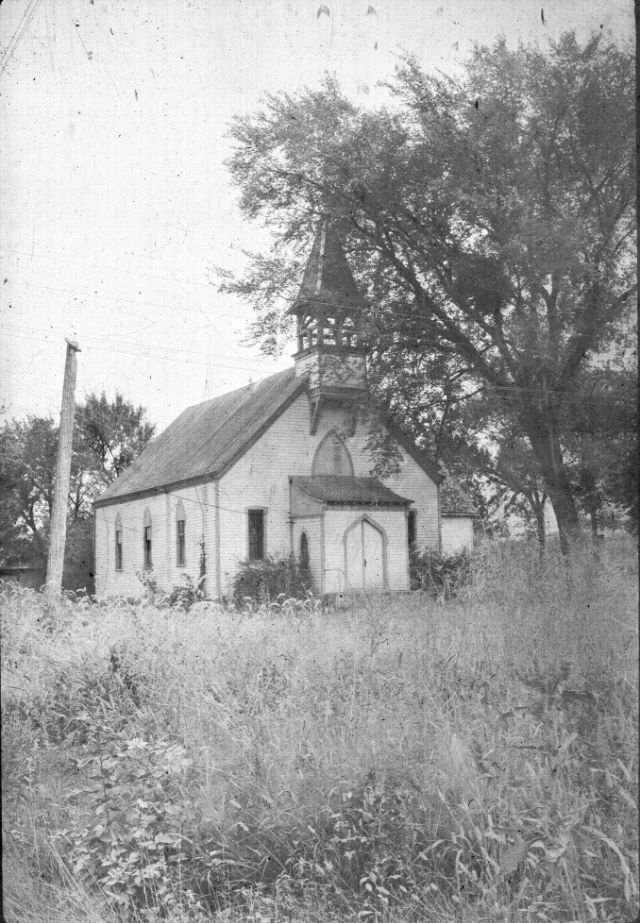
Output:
137,568,166,606
166,574,204,611
232,553,311,606
410,548,471,597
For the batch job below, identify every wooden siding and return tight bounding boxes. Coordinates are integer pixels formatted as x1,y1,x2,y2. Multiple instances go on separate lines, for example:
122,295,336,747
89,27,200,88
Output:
94,482,213,598
95,391,439,598
294,351,366,392
217,392,312,594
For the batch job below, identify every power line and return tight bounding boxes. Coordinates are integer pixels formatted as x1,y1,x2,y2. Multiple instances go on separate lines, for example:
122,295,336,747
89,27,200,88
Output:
1,326,627,409
3,272,266,361
95,484,295,536
0,326,282,374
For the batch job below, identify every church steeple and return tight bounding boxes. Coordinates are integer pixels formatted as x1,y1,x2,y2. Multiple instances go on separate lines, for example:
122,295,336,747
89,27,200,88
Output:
289,224,367,433
289,223,366,353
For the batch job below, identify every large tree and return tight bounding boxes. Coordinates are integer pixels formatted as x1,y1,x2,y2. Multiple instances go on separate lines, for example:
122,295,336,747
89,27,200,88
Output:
0,393,154,566
223,32,635,550
0,416,58,563
71,392,156,520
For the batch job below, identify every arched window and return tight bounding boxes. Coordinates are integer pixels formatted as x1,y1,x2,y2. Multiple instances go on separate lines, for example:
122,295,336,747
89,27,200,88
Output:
143,508,152,570
299,531,310,572
312,430,354,477
176,500,186,567
114,513,123,571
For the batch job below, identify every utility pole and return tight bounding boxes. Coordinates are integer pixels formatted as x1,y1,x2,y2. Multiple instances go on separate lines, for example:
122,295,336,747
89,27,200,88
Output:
46,339,81,595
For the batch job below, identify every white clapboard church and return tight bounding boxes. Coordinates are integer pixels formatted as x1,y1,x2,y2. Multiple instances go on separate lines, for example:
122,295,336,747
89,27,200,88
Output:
94,226,473,599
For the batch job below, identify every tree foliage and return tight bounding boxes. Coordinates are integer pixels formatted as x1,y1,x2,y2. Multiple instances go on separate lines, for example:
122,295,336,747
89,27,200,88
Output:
562,367,637,532
71,393,156,521
223,32,636,548
0,417,58,562
0,393,154,566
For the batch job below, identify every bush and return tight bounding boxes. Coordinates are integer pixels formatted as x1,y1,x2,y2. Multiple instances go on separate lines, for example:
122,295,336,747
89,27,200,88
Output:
232,553,311,606
410,548,471,597
166,574,204,611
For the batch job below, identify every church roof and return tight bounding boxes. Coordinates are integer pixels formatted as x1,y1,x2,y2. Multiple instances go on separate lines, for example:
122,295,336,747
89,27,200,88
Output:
94,361,442,508
440,480,477,517
95,368,305,507
291,476,411,506
288,224,366,316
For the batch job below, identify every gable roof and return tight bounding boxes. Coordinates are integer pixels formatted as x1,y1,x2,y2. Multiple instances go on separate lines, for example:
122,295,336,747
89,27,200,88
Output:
288,224,366,317
94,367,443,509
291,476,411,506
440,480,477,517
95,368,305,507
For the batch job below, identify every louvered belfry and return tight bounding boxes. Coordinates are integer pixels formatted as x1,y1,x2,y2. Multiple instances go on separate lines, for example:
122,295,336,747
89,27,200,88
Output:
289,224,367,432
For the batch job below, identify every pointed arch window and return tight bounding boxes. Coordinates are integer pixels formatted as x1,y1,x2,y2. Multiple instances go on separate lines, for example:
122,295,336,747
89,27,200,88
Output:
176,500,186,567
299,531,310,572
143,508,152,570
312,430,354,477
115,514,123,571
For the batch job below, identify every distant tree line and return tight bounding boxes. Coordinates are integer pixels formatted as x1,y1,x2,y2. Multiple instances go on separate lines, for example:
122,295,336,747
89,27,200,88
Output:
0,393,155,568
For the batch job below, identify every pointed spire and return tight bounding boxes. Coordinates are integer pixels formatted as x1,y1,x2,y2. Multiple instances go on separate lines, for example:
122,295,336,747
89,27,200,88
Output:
290,222,368,428
289,223,365,316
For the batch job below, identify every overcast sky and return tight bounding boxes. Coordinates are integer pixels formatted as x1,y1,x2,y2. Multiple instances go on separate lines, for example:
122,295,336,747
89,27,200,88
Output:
0,0,633,431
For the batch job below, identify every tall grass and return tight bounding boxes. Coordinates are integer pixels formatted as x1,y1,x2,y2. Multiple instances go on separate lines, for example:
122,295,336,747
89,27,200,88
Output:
2,538,637,922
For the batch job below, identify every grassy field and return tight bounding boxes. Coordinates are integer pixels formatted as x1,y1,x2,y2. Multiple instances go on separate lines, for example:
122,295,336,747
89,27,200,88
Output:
1,538,638,923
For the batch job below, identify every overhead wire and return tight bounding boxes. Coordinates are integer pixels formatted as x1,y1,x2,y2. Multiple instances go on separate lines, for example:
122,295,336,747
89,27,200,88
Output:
0,326,281,374
4,268,632,371
0,324,627,408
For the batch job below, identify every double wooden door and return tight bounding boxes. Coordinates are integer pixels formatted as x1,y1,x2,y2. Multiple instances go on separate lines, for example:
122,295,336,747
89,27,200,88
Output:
345,518,385,589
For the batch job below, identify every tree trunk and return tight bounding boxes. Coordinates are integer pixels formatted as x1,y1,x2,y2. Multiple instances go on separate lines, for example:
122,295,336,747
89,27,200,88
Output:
525,420,581,554
533,502,546,547
522,490,546,547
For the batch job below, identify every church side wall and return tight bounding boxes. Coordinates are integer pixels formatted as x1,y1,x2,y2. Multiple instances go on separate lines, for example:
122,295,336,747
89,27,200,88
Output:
94,483,213,598
217,395,312,596
382,452,440,553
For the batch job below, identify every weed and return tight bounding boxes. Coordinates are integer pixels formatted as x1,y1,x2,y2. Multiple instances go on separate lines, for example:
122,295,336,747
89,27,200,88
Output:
410,548,472,598
232,553,312,605
1,539,637,923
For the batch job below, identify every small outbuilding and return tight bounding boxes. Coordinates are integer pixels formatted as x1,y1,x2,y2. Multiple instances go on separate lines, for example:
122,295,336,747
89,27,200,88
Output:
440,481,477,555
